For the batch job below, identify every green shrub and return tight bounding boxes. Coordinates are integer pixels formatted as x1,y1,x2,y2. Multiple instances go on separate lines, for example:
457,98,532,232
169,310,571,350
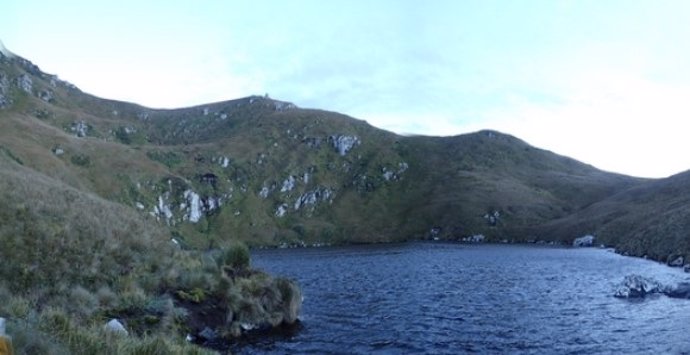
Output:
70,154,91,167
219,242,251,270
145,151,181,168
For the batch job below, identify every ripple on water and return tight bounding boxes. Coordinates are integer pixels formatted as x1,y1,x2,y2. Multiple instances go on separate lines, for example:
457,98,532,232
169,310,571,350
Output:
244,243,690,354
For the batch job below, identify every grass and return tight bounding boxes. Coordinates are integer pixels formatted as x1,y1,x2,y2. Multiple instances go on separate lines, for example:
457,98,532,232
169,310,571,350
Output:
4,49,690,354
0,153,302,353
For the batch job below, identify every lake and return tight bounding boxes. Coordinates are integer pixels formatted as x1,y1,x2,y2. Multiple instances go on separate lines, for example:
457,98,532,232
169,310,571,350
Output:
235,243,690,354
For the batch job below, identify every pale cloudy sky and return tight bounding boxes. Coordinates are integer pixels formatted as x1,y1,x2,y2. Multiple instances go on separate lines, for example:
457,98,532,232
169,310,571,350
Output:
2,0,690,178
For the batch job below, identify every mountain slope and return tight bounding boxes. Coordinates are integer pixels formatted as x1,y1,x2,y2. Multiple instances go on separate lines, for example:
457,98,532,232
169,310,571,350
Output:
0,48,646,250
536,169,690,261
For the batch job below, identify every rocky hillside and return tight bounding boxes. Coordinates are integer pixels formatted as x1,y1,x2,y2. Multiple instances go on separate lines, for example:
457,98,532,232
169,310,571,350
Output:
0,46,649,251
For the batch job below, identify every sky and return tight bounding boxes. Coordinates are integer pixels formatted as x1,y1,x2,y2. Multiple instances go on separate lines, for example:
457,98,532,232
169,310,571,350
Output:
2,0,690,178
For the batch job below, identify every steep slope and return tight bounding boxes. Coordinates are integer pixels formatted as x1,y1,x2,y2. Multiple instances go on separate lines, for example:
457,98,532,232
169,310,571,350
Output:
399,132,642,240
537,170,690,262
0,47,645,249
0,49,304,354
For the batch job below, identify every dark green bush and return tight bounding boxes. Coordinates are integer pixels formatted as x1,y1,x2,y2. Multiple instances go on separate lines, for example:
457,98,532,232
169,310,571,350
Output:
220,242,251,270
70,154,91,167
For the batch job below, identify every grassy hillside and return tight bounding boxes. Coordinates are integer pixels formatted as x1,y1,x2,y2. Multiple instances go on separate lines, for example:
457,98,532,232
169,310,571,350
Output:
5,41,690,352
0,151,302,353
0,49,645,250
0,48,303,355
534,170,690,262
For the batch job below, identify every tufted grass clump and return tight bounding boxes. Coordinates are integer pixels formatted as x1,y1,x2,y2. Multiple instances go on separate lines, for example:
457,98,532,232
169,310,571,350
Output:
219,241,251,271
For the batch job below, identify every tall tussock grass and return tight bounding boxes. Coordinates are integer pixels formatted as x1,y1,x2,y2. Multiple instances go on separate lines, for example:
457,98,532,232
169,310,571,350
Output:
0,157,300,353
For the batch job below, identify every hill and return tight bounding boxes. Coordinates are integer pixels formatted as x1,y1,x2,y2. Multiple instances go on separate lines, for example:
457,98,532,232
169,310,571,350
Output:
0,47,303,355
0,47,643,250
536,169,690,262
7,40,690,352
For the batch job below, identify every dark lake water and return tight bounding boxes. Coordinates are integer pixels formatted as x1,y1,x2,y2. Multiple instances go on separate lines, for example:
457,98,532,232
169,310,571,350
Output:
238,243,690,354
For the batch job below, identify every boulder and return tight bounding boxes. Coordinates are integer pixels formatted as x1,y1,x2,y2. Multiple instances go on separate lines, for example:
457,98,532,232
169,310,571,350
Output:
573,235,595,247
668,256,684,267
665,283,690,299
198,326,216,341
614,274,664,298
104,319,128,336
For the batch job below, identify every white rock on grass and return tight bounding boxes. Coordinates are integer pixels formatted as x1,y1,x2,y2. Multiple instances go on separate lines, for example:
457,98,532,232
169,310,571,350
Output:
275,204,288,217
184,190,202,223
104,319,128,336
330,135,360,156
16,74,32,93
280,176,296,192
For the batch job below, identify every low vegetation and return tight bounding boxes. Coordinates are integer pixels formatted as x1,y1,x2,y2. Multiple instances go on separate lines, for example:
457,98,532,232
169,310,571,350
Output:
0,156,301,354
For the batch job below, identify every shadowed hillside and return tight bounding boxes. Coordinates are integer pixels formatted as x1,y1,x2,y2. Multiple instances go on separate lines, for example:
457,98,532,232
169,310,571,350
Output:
535,169,690,262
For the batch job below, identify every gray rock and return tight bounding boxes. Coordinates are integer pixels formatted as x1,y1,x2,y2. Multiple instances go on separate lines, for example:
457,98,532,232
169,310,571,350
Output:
70,121,88,137
275,203,288,217
294,187,334,210
38,89,54,102
183,190,202,223
668,256,684,267
0,73,10,108
274,101,296,111
280,176,296,192
104,319,128,336
329,135,360,156
0,317,5,335
16,74,32,93
259,186,270,199
198,326,216,341
462,234,486,243
614,274,664,298
573,235,595,247
666,283,690,299
220,156,230,168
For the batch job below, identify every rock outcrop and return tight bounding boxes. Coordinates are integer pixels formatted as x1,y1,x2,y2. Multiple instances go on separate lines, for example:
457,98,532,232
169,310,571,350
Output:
573,235,595,247
614,274,665,298
329,135,360,156
16,74,32,94
294,187,334,211
0,73,9,108
70,121,89,137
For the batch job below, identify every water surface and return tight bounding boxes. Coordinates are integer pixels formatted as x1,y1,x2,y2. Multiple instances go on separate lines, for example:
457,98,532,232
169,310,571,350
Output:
240,243,690,354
